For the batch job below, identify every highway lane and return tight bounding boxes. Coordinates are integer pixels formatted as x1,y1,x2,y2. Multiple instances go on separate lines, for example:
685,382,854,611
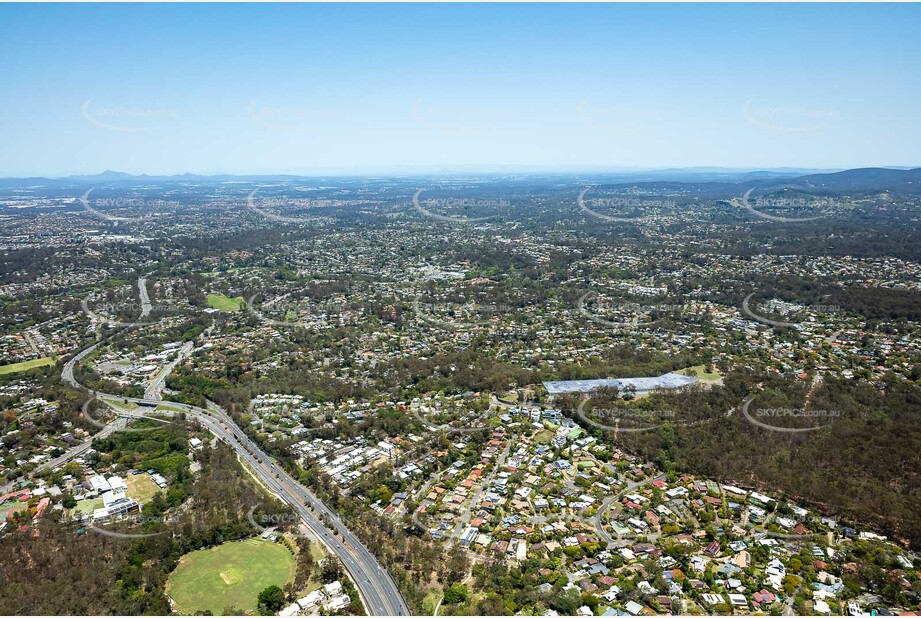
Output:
186,408,407,615
137,277,152,318
144,341,193,400
60,344,409,616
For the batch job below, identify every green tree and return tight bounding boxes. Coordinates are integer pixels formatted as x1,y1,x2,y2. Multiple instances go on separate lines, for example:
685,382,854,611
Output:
258,585,285,612
443,583,469,604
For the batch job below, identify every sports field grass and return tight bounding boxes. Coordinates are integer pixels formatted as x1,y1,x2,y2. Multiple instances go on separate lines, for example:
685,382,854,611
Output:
167,538,295,615
0,357,55,375
0,502,22,521
206,293,244,312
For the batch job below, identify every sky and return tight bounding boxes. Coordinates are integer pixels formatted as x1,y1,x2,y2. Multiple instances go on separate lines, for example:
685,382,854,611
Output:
1,3,920,177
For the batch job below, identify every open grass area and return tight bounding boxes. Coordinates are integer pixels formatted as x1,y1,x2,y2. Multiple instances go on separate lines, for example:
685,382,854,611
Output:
309,539,326,563
126,473,161,505
421,587,444,615
155,403,185,413
684,364,722,381
99,397,138,413
72,497,103,516
166,538,295,615
0,357,55,375
206,293,244,312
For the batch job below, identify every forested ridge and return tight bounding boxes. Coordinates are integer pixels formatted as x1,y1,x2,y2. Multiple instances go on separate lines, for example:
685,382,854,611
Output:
566,370,921,548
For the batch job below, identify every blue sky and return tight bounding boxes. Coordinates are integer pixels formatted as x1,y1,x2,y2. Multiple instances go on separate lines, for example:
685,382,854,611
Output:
1,3,919,176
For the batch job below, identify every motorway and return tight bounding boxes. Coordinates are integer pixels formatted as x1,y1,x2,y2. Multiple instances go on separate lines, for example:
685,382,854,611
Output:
57,334,410,616
137,277,152,318
144,341,193,400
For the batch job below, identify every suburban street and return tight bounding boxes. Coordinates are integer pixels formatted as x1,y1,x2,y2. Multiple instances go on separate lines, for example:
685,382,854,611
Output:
0,409,132,495
592,474,667,546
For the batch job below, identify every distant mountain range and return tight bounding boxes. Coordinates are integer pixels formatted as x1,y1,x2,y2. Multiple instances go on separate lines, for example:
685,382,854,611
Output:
1,166,919,194
602,167,921,196
787,167,921,192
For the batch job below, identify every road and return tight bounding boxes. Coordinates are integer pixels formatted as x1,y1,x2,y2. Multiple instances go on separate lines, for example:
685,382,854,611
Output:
144,341,192,400
592,473,666,546
0,403,134,495
22,330,42,356
57,337,410,616
137,276,152,318
448,438,513,546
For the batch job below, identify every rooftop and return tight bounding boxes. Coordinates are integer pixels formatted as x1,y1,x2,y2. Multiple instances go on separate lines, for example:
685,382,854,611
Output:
543,372,699,395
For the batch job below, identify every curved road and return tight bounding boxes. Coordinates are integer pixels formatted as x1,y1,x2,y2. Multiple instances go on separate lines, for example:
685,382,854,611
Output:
60,338,409,616
592,474,666,546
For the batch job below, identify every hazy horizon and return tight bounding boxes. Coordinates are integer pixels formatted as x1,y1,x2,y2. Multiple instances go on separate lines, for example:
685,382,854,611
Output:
1,164,865,180
2,3,920,176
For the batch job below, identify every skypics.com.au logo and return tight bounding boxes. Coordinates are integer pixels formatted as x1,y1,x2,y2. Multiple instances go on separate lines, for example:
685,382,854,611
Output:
577,100,673,133
741,293,840,329
741,396,841,433
410,403,494,435
245,294,351,328
411,295,514,330
742,99,839,133
412,100,509,134
247,504,306,537
86,513,171,539
737,187,838,223
247,100,342,133
81,397,173,434
82,99,180,132
81,297,185,329
246,189,340,224
576,396,678,434
577,292,684,329
412,189,507,224
80,189,179,223
578,188,676,223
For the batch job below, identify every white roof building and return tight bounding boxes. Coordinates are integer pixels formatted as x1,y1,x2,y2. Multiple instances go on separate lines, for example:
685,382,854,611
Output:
624,600,645,615
297,589,326,610
323,580,343,597
88,475,111,493
322,595,350,612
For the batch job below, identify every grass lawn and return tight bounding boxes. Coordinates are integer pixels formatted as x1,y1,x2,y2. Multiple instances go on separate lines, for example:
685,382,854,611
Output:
207,293,244,312
0,357,55,375
155,403,185,413
421,587,444,615
167,538,295,615
684,364,722,381
72,497,103,516
296,580,322,598
309,539,326,563
127,473,162,505
99,396,138,413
